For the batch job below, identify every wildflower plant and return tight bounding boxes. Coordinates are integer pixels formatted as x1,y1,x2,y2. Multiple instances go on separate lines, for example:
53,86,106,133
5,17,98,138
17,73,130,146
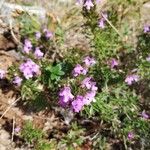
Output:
59,56,97,113
0,0,149,149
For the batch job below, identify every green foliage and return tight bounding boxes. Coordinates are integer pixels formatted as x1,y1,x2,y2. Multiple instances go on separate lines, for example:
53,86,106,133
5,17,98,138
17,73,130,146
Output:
21,121,43,144
49,64,65,81
41,63,64,88
85,83,138,121
93,28,120,60
138,59,150,79
17,13,40,40
59,122,85,149
93,136,108,150
21,79,42,100
36,140,56,150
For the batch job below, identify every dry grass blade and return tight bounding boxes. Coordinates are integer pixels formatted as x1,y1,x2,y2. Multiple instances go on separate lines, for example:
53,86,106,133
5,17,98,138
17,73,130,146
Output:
101,12,123,38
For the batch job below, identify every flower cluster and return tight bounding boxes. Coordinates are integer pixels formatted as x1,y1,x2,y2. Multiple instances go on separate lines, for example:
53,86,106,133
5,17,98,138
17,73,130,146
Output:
76,0,101,10
13,76,23,86
59,56,97,113
125,74,139,85
22,39,44,60
23,39,32,54
72,56,96,77
43,29,53,39
35,28,53,40
19,59,40,79
108,58,119,69
72,64,87,77
34,47,44,59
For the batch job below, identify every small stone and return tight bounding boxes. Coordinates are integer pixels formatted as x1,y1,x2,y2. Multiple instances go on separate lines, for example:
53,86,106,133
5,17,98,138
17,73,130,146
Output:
0,3,46,24
0,129,11,146
22,115,33,121
141,2,150,24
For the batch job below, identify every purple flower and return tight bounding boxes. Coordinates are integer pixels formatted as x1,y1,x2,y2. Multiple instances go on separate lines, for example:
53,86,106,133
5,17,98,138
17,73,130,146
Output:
81,77,98,91
81,77,92,89
91,82,98,91
19,59,40,79
98,19,105,28
44,29,53,39
13,76,22,86
109,58,119,69
83,91,96,105
146,56,150,62
72,64,87,77
83,56,96,67
24,39,32,48
0,69,6,79
76,0,83,5
141,111,149,119
125,74,139,85
59,86,74,103
14,127,21,133
35,32,41,39
84,0,94,10
34,47,44,59
127,132,134,140
98,13,108,29
23,39,32,54
144,25,150,33
72,95,84,112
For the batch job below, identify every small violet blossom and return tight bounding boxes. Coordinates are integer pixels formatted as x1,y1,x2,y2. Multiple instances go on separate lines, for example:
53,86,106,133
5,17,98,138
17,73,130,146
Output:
34,47,44,59
72,64,87,77
125,74,139,85
98,13,108,29
83,91,96,105
76,0,83,5
81,77,92,89
0,69,6,79
72,95,84,112
98,19,105,28
14,127,21,133
59,86,74,103
146,56,150,62
19,59,40,79
35,32,41,39
23,39,32,54
141,111,149,119
84,0,94,10
128,132,134,140
109,58,119,69
81,77,98,91
44,29,53,39
13,76,22,86
144,25,150,33
83,56,96,67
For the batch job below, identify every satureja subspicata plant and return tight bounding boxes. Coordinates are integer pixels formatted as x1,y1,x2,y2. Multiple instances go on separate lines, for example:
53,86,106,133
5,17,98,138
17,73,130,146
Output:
58,56,97,112
0,0,149,149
